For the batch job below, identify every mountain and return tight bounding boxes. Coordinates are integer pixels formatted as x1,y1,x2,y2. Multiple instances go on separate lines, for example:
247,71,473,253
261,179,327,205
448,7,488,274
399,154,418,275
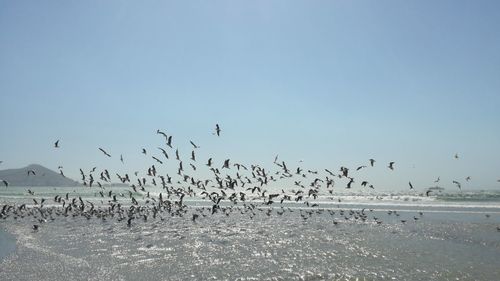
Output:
0,164,80,187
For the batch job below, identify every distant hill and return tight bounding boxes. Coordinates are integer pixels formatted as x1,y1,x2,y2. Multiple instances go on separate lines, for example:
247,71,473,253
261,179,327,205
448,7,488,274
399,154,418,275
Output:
0,164,80,187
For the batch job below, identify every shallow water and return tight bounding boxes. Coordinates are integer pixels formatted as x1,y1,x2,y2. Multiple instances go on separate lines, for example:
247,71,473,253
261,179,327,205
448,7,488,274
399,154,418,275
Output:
1,206,500,281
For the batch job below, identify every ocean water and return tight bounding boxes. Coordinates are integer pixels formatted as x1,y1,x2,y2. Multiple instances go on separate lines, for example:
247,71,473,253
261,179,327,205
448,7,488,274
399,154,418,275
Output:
1,187,500,280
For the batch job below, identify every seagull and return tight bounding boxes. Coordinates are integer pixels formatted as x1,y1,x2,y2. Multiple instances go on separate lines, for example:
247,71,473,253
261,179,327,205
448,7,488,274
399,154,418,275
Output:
409,181,414,189
54,140,60,148
206,158,212,167
99,148,111,157
388,162,395,170
166,136,173,148
356,165,367,171
191,151,196,161
215,124,221,136
452,180,462,190
120,154,124,163
27,170,36,176
426,190,432,196
1,180,8,187
434,176,440,183
454,153,459,159
190,141,199,149
465,176,471,182
369,159,375,167
222,159,230,169
142,148,147,155
158,147,169,159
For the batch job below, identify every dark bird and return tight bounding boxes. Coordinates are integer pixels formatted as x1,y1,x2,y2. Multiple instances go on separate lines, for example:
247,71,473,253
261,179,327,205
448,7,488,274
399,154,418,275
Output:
152,156,163,164
206,158,213,167
222,159,230,169
452,180,462,190
54,140,60,148
158,147,169,159
454,153,459,159
215,124,221,136
99,148,111,157
1,180,8,187
120,154,124,163
142,148,147,155
465,176,471,182
166,136,173,148
369,159,375,167
191,150,196,161
426,190,432,196
434,176,440,183
356,165,367,171
190,141,199,149
27,170,36,176
409,181,414,189
32,224,39,231
388,162,395,170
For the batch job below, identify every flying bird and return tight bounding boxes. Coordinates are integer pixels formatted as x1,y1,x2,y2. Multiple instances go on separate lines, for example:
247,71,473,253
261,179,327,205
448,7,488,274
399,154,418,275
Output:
54,140,60,148
388,162,395,170
369,159,375,167
120,154,124,163
190,141,199,149
1,180,8,187
409,181,414,189
27,170,36,176
99,148,111,157
452,180,462,190
215,124,221,136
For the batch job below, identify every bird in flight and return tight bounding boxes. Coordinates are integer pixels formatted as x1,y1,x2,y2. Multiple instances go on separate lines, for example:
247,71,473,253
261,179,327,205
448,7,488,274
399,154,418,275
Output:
452,180,462,190
465,176,471,182
369,159,375,167
99,148,111,157
434,176,440,183
120,154,124,163
190,141,199,149
27,170,36,176
409,181,414,189
388,162,395,170
54,140,60,148
454,153,459,159
215,124,221,136
1,180,8,187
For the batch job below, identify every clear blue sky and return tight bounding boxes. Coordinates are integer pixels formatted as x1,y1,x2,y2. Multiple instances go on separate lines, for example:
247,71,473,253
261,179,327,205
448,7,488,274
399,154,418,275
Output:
1,1,499,190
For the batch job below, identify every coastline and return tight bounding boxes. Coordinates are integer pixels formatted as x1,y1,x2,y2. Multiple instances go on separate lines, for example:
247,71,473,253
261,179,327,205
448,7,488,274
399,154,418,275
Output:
0,225,16,262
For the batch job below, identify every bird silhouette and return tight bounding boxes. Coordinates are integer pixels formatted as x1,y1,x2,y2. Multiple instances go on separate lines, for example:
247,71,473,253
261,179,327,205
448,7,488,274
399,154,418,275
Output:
99,148,111,157
54,140,60,148
215,124,221,136
388,162,395,170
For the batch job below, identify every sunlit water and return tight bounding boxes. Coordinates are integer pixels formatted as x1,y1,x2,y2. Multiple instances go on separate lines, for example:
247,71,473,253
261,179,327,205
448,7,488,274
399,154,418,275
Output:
1,187,500,280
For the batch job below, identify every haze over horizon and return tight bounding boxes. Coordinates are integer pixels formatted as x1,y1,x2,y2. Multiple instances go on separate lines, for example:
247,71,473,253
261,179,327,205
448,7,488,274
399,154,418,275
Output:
1,1,500,191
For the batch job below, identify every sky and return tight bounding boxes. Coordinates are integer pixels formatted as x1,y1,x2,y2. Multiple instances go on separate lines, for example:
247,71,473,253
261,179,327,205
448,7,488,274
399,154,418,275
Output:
1,0,500,191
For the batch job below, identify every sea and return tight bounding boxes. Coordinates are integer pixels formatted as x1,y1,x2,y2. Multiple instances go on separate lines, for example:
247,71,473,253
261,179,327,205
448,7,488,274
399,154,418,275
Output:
1,186,500,281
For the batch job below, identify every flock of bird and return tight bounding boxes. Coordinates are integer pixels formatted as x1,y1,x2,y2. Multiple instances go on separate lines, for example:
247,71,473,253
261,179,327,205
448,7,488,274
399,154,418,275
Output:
1,124,499,232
